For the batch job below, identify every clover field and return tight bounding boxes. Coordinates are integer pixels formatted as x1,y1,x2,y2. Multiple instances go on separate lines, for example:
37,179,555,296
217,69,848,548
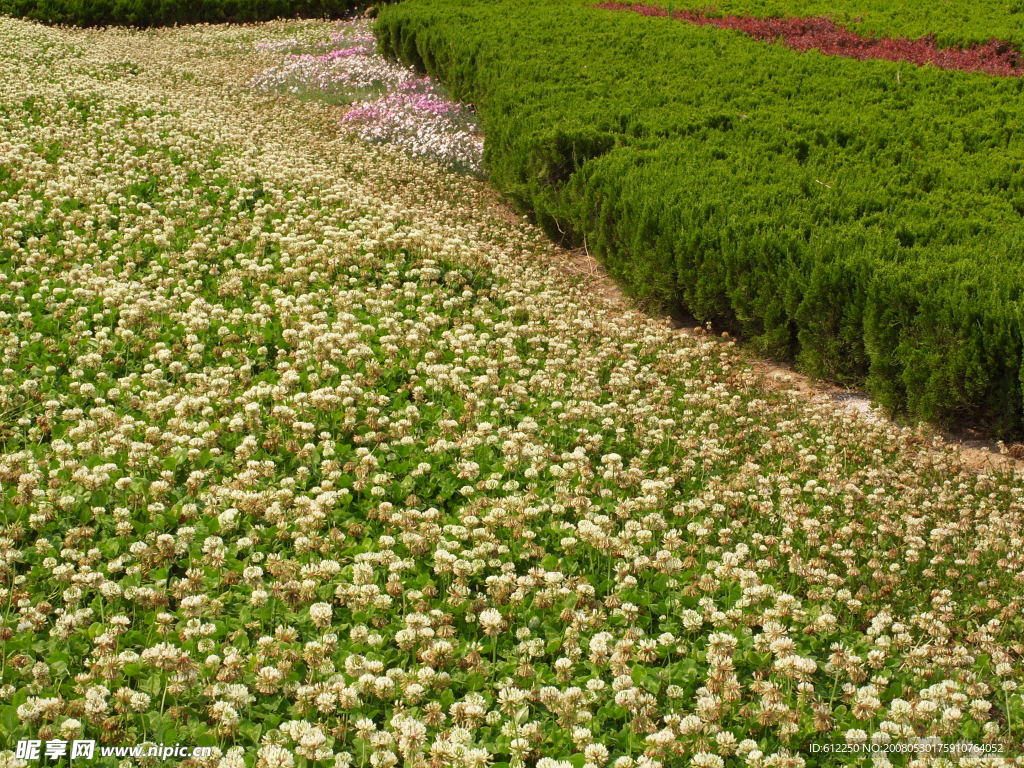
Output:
0,12,1023,768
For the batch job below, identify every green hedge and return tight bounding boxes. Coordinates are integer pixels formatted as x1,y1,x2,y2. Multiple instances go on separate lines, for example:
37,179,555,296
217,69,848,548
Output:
0,0,383,26
376,0,1024,435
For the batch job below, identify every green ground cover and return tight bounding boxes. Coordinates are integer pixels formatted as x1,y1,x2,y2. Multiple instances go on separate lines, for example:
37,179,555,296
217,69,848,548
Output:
0,0,380,27
376,0,1024,435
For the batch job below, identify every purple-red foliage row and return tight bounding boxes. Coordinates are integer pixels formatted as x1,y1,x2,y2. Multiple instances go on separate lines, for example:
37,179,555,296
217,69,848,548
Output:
595,2,1023,76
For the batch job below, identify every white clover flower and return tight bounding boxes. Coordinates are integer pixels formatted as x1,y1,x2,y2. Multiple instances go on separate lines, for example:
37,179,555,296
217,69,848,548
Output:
309,602,333,628
479,607,504,636
256,744,294,768
690,754,724,768
584,744,609,766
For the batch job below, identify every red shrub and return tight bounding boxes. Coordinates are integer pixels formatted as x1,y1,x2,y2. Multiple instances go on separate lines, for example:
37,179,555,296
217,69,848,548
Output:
594,2,1023,76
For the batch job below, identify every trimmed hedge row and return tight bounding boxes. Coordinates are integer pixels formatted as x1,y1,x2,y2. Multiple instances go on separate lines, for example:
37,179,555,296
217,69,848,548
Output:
0,0,382,27
376,0,1024,435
